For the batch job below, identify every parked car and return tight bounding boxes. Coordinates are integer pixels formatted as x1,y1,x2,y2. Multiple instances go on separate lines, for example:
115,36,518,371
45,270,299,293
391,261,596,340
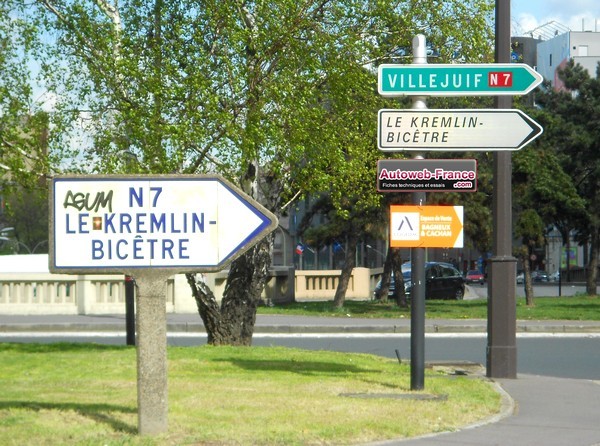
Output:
373,274,396,298
516,272,524,284
465,269,485,285
532,270,549,282
549,271,560,282
374,262,465,300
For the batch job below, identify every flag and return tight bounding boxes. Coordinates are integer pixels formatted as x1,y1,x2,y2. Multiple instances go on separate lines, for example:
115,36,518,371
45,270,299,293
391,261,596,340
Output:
295,243,305,255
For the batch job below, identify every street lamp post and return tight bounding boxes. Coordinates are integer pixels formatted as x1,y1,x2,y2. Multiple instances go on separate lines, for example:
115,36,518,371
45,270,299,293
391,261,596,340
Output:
0,237,47,254
366,244,387,265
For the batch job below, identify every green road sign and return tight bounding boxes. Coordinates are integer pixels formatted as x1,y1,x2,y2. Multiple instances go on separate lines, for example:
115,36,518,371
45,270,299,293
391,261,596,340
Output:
378,63,543,96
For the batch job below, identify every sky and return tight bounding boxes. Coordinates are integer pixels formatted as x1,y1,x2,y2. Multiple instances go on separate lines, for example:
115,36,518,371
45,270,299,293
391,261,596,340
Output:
512,0,600,36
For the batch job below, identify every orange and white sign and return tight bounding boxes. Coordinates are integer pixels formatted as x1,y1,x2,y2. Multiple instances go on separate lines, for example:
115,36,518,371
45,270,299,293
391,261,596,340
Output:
390,205,463,248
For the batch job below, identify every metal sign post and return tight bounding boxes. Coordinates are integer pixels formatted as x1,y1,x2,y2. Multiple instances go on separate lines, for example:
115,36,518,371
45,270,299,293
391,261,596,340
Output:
410,187,426,391
409,34,428,391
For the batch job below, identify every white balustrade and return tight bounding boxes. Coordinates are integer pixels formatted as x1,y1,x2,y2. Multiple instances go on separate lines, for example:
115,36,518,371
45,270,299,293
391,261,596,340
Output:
0,255,383,314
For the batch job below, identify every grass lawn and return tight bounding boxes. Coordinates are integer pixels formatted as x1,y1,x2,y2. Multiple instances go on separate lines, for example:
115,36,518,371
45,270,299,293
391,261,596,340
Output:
0,343,501,445
258,295,600,321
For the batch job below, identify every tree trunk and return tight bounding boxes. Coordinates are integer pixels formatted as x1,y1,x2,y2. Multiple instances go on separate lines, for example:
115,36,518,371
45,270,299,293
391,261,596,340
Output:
332,235,358,308
586,229,599,296
185,273,225,345
565,236,572,282
185,2,275,346
186,235,273,346
390,248,408,308
523,245,535,307
375,247,393,302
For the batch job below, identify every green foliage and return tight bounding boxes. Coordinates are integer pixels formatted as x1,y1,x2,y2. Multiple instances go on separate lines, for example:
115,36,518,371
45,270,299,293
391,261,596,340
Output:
0,0,49,188
515,208,544,247
298,192,381,248
535,61,600,237
6,0,493,200
0,185,49,253
516,109,586,224
0,0,494,220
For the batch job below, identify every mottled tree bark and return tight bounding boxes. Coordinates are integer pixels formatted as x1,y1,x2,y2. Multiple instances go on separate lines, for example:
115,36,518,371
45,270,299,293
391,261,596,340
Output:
332,234,358,308
375,248,393,302
390,248,407,308
586,230,599,296
186,235,273,346
523,248,535,307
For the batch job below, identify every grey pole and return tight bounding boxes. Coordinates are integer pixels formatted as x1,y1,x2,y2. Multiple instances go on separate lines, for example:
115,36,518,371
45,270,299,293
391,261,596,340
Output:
487,0,517,379
125,276,135,346
133,271,170,434
410,34,427,391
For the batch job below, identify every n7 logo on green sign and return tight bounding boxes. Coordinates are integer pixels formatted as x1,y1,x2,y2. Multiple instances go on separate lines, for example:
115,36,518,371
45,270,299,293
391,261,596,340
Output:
489,72,512,87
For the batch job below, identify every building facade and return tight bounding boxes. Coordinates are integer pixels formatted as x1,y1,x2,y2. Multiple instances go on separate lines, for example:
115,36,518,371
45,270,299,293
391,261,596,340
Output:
536,31,600,90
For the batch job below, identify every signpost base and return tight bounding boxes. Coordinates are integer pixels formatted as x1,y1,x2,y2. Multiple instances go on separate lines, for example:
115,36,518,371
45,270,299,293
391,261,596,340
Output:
486,345,517,378
133,271,170,435
486,255,517,379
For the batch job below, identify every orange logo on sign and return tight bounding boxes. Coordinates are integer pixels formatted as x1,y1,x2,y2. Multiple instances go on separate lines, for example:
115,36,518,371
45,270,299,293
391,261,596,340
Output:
390,205,463,248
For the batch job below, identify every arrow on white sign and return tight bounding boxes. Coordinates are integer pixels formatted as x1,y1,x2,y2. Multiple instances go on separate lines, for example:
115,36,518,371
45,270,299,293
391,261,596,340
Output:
49,175,278,273
378,109,543,151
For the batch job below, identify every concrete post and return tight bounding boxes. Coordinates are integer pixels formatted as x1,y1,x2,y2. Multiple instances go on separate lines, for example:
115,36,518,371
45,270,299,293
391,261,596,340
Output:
132,270,170,435
76,275,95,314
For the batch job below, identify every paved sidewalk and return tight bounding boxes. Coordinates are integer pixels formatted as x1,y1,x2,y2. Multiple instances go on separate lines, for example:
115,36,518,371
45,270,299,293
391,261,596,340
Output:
375,374,600,446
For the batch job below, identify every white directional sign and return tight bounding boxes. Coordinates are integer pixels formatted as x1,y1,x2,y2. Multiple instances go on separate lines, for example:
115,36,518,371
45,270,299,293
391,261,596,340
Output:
378,109,543,151
49,175,278,273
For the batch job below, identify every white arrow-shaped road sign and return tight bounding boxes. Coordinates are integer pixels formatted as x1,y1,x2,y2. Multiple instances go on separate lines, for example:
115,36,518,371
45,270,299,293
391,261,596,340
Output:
378,109,543,151
49,175,278,273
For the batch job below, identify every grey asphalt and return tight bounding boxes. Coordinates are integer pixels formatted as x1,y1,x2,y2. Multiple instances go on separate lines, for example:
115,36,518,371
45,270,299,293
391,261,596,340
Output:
1,313,600,446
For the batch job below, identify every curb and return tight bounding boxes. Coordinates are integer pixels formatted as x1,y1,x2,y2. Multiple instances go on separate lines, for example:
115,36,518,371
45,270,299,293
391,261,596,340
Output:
2,323,600,333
